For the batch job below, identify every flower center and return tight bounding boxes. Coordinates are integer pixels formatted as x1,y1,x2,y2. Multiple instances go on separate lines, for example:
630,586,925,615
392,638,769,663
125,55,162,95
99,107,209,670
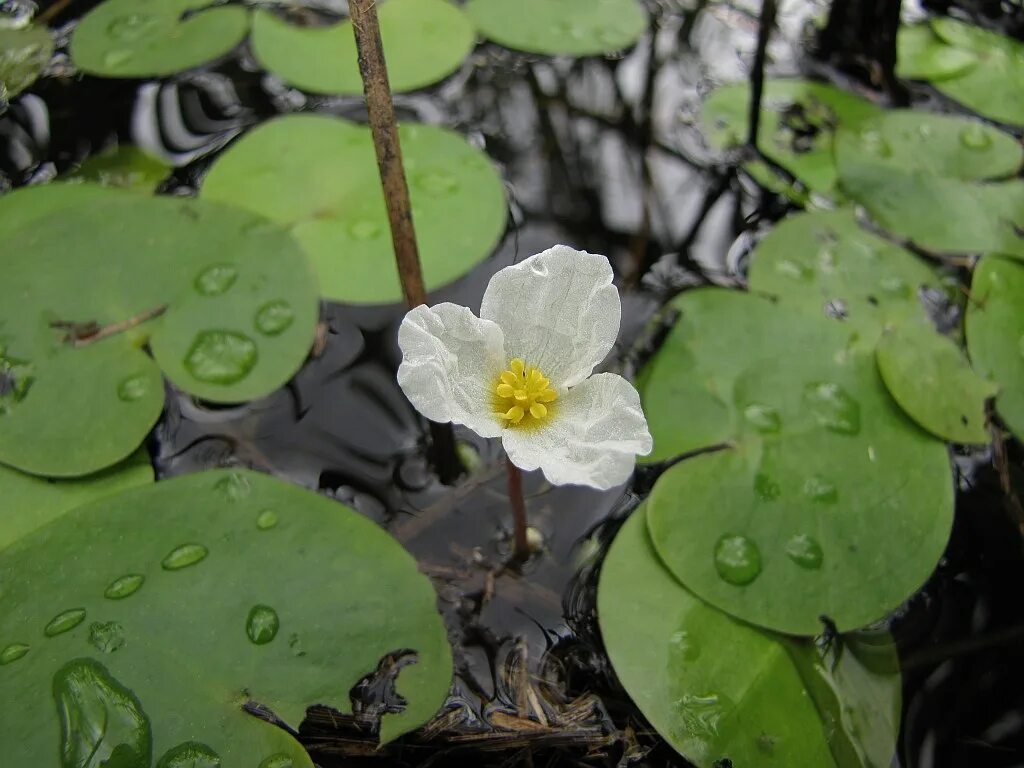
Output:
493,358,558,428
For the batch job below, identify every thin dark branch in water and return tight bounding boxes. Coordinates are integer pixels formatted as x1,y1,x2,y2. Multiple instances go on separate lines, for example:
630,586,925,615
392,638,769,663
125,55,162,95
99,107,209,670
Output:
673,168,736,257
37,0,78,24
507,458,530,564
52,305,167,347
747,0,778,149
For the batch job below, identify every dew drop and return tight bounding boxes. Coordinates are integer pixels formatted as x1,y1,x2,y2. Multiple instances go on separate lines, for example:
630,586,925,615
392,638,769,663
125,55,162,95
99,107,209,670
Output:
256,509,279,530
669,629,701,662
858,129,892,158
156,741,221,768
415,170,459,196
785,534,824,570
743,403,781,434
107,13,158,41
88,622,126,654
254,300,295,337
0,643,29,665
246,604,280,645
194,264,238,296
215,471,250,501
803,381,861,436
802,475,838,504
287,633,306,657
773,259,813,281
347,219,382,240
754,472,781,502
101,48,133,69
258,755,293,768
104,574,145,600
44,608,87,637
757,732,779,755
879,275,910,296
162,543,208,571
959,123,992,150
117,375,149,403
817,248,837,273
713,535,762,585
556,20,587,40
183,330,257,385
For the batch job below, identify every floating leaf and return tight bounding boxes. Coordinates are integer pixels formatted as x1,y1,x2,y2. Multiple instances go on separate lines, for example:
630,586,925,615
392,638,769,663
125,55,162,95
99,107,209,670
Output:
876,323,996,444
896,24,978,80
0,24,52,100
0,469,453,761
0,451,152,551
702,79,881,195
598,507,901,767
67,145,171,192
966,255,1024,441
748,208,941,346
835,110,1024,256
201,115,507,303
252,0,475,95
0,184,318,476
70,0,249,78
639,289,953,634
465,0,647,56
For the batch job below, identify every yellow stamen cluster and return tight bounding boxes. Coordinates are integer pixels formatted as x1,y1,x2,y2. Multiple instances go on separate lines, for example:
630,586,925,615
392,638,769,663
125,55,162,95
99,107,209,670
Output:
493,358,558,428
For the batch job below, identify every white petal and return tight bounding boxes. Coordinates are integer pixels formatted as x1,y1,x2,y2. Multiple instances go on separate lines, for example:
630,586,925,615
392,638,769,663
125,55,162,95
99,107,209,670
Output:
397,303,506,438
502,373,652,490
480,245,621,389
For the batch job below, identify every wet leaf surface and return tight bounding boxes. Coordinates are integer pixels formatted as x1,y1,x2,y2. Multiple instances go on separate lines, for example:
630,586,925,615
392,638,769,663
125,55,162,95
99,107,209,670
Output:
598,506,901,767
201,115,507,304
0,24,52,101
966,255,1024,441
465,0,647,56
252,0,475,95
896,24,979,81
0,469,452,761
66,145,171,192
0,184,318,476
70,0,249,78
639,289,953,634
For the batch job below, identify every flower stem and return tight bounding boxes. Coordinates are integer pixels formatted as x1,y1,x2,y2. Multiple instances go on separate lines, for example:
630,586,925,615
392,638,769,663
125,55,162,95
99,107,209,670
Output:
506,458,530,563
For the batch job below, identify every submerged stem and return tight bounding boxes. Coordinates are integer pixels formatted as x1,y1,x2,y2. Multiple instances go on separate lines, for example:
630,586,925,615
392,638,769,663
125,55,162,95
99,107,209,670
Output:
506,458,530,564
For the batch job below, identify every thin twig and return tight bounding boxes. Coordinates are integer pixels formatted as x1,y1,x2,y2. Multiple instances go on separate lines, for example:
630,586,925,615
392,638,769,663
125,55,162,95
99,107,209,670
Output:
53,305,167,348
37,0,78,24
747,0,778,150
506,458,530,563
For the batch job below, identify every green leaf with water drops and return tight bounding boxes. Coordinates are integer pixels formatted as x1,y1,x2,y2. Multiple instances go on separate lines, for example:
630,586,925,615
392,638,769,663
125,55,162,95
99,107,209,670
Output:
0,469,453,763
251,0,475,95
639,289,953,635
598,506,901,767
966,255,1024,442
748,208,942,347
201,114,507,304
69,0,249,78
702,78,882,195
835,110,1024,257
0,183,318,476
0,450,152,552
465,0,646,56
876,322,996,444
0,24,53,102
67,145,171,192
896,24,979,81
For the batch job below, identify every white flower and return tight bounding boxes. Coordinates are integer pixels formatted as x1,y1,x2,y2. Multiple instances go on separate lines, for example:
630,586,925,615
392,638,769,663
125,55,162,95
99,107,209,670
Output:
397,245,653,490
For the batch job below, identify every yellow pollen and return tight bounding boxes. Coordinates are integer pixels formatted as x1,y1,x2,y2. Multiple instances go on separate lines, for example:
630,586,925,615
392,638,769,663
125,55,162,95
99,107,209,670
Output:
493,358,558,428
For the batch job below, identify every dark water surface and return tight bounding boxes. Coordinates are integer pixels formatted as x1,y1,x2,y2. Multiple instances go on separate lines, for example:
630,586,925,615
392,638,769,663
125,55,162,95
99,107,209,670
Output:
4,0,1024,766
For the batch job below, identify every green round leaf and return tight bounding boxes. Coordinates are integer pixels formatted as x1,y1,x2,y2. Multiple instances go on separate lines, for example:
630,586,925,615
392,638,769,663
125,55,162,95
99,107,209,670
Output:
835,110,1024,256
67,145,171,192
640,289,953,634
465,0,647,56
0,184,319,476
201,115,507,304
876,323,996,444
252,0,475,95
70,0,249,78
896,24,978,81
0,450,152,552
0,469,453,760
702,79,882,195
748,208,941,346
966,255,1024,441
929,18,1024,126
0,25,53,100
598,506,901,767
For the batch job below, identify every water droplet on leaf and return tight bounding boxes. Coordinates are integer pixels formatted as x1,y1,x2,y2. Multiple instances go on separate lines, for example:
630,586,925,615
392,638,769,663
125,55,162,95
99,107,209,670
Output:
347,219,382,240
104,574,144,600
246,604,280,645
45,608,87,637
184,331,257,385
415,171,458,196
156,742,221,768
88,622,126,654
117,375,149,403
743,403,781,434
714,535,762,585
194,264,238,296
256,509,279,530
959,123,992,150
858,129,892,158
785,534,824,569
879,275,909,296
0,643,29,665
214,471,250,501
669,630,700,662
754,472,781,501
107,13,158,41
673,693,727,739
258,755,293,768
162,543,208,571
803,381,861,435
254,300,294,336
802,475,838,504
101,49,133,69
773,259,813,281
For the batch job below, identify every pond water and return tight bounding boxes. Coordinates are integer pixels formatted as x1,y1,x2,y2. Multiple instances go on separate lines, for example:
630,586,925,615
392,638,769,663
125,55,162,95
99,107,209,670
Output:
3,0,1024,766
